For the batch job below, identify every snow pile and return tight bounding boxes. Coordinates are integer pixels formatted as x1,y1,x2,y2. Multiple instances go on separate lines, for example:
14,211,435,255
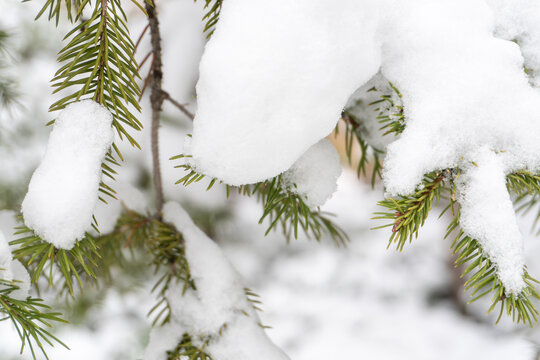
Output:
145,202,289,360
456,148,526,294
380,0,540,196
22,100,114,249
487,0,540,86
189,0,540,295
282,139,341,208
378,0,540,294
0,230,30,300
189,0,381,185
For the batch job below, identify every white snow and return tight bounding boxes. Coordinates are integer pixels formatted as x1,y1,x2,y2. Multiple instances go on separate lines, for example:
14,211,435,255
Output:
145,202,289,360
456,147,526,295
189,0,540,295
282,139,341,208
189,0,381,185
21,100,114,249
380,0,540,196
377,0,540,294
487,0,540,86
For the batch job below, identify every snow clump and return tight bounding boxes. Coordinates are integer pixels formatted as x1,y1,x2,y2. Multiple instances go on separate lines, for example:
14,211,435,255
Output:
22,100,114,249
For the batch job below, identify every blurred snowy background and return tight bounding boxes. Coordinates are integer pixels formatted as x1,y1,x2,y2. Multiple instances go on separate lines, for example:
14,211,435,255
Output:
1,0,540,359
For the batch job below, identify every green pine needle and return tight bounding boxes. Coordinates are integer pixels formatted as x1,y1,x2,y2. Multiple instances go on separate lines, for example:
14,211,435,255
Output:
447,209,540,327
48,0,144,204
194,0,223,38
9,223,101,297
171,160,349,246
373,171,449,251
166,333,212,360
0,279,69,360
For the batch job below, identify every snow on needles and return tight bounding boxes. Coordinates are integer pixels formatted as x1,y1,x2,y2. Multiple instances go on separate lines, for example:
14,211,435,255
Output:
282,139,341,208
145,202,289,360
22,100,114,249
457,148,526,295
191,0,540,295
190,0,381,185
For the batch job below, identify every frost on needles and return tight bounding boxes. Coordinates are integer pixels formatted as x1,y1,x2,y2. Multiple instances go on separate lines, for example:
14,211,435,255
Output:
190,0,540,300
22,100,114,250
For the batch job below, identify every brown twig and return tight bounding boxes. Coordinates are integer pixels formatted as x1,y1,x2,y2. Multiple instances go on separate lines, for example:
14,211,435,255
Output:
145,0,166,218
162,90,195,120
134,23,150,54
138,50,153,71
139,54,155,101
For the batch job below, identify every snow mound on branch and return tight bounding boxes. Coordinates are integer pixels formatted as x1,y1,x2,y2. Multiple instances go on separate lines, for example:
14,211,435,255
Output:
282,139,341,208
22,100,114,250
377,0,540,294
190,0,381,185
487,0,540,86
190,0,540,295
456,148,526,295
380,0,540,196
144,202,289,360
0,230,30,300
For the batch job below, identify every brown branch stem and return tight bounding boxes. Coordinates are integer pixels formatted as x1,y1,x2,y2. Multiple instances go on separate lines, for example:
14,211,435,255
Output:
145,1,165,218
162,90,195,120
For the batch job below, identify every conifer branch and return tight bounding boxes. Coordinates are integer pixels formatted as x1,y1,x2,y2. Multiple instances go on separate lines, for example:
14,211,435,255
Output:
10,223,101,297
166,333,213,360
446,209,540,326
35,0,88,25
171,158,349,246
338,82,404,186
375,169,540,325
339,111,383,187
373,171,449,251
195,0,223,37
370,82,405,136
0,279,69,360
0,30,19,109
90,208,194,325
48,0,144,205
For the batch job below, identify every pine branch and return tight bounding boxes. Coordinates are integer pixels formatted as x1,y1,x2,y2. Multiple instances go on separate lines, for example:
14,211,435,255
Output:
446,209,540,326
166,333,212,360
0,29,19,108
371,82,405,136
373,171,450,251
91,208,194,326
49,0,144,203
338,82,404,186
171,158,349,246
34,0,88,25
10,223,101,297
0,279,68,360
375,169,540,325
339,111,383,187
507,171,540,235
194,0,223,37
